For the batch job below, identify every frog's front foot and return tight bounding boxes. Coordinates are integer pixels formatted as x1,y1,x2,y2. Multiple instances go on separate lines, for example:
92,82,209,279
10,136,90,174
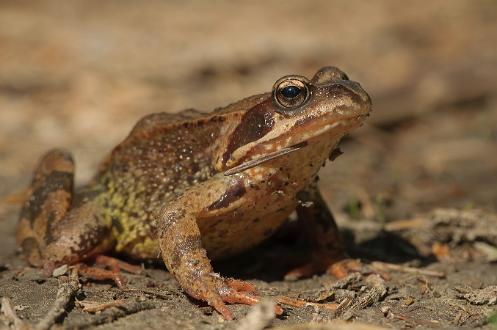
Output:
188,274,283,320
284,256,363,281
192,274,260,320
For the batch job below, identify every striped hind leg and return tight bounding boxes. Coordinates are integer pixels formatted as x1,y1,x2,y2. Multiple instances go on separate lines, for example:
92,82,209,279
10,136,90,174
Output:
16,149,74,267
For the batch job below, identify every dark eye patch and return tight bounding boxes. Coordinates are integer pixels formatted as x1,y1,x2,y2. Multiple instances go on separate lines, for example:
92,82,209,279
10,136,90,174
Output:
222,100,275,165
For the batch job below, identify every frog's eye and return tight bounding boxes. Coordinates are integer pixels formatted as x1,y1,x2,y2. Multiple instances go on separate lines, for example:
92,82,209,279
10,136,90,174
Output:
272,76,311,111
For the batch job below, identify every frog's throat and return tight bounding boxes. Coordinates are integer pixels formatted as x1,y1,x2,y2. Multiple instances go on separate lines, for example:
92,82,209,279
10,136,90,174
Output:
223,141,308,176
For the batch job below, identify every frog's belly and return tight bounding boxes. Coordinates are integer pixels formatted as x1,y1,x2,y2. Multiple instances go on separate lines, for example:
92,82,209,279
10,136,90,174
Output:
113,195,297,260
114,207,293,260
198,203,295,260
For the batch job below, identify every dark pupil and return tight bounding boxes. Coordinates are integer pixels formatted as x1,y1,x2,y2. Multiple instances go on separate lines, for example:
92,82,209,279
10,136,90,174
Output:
281,85,301,98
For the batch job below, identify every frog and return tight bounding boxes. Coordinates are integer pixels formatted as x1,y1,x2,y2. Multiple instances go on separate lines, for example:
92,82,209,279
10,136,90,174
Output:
16,66,371,320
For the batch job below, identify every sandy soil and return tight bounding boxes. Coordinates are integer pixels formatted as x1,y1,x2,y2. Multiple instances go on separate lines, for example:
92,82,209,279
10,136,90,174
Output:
1,1,497,329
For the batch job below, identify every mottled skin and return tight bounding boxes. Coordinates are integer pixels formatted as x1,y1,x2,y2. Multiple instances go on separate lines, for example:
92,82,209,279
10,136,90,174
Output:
17,67,371,319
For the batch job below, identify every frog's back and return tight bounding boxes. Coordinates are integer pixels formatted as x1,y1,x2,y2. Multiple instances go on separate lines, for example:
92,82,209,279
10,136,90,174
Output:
93,110,227,257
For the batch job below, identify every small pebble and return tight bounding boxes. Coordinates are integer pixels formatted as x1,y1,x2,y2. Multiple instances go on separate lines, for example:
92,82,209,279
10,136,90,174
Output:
52,264,68,277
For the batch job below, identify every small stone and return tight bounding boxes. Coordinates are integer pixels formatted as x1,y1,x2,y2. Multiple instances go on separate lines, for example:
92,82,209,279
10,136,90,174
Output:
52,264,69,277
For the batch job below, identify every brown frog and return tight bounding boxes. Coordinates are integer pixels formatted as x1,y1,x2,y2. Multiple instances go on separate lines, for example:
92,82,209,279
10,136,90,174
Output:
16,66,371,319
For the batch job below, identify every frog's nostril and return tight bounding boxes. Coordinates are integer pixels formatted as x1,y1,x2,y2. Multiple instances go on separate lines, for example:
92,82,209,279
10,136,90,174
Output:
339,72,349,81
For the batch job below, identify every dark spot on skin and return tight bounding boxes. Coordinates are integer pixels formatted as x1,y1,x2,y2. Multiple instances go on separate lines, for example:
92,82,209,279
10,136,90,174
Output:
170,234,202,269
222,100,275,164
208,180,246,210
329,148,343,161
21,170,73,226
296,190,311,203
21,237,40,257
71,188,102,209
75,221,111,253
44,212,57,244
253,218,260,223
170,252,180,270
210,116,226,123
112,217,124,233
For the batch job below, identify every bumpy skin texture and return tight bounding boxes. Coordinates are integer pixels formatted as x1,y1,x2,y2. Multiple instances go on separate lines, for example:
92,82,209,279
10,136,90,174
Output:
17,67,371,320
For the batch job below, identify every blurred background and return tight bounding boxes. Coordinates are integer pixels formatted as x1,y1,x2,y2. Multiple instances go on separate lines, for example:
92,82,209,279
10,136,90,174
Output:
1,0,496,251
1,1,497,328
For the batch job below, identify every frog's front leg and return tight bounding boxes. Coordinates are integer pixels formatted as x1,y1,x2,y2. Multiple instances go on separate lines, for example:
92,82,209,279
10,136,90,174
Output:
285,182,361,280
156,177,263,320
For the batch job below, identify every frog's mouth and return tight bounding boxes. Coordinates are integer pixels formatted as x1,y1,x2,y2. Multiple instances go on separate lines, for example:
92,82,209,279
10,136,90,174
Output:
224,115,365,176
224,140,308,176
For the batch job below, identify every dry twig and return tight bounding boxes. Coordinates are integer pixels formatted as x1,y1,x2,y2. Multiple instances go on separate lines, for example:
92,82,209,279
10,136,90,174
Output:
34,269,80,330
121,287,176,300
371,261,445,278
77,299,125,313
1,297,31,330
339,274,387,320
454,285,497,305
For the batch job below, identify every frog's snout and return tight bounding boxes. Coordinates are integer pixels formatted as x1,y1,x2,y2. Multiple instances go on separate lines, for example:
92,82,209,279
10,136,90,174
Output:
341,80,372,113
312,66,372,116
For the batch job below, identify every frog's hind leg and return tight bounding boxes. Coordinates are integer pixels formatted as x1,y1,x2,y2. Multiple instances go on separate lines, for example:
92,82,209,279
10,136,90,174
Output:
73,255,143,288
16,149,75,267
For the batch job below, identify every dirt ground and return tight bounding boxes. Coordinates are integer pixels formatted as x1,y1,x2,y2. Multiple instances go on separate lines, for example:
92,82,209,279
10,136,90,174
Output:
1,1,497,329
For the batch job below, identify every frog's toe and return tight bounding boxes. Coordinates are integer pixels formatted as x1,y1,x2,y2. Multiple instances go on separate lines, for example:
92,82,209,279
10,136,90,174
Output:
225,278,257,293
76,263,127,288
95,255,142,274
284,257,363,281
221,290,259,306
326,258,363,279
284,262,325,281
195,276,282,319
220,288,284,317
205,290,234,320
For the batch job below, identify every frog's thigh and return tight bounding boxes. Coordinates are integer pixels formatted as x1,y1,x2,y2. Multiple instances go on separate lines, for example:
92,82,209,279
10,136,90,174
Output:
16,149,74,267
